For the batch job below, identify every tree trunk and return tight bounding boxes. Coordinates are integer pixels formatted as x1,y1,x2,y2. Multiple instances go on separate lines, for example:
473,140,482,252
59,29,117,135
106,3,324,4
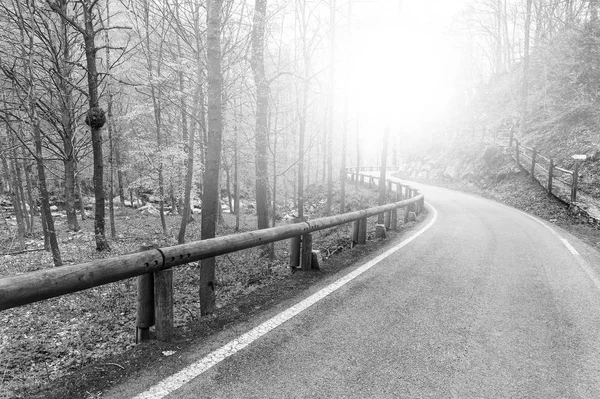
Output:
297,0,309,221
105,2,116,239
142,0,168,236
74,160,86,220
116,145,125,207
107,93,116,240
177,77,200,244
519,0,533,137
21,0,62,263
252,0,270,231
9,134,25,250
35,122,62,266
340,0,351,214
200,0,223,316
22,147,35,232
326,0,336,216
80,0,109,251
12,137,30,235
377,127,390,225
58,0,79,232
355,117,360,188
234,110,240,231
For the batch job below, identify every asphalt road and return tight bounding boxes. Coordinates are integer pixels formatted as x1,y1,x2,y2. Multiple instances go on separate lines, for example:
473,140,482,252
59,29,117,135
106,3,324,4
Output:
112,183,600,399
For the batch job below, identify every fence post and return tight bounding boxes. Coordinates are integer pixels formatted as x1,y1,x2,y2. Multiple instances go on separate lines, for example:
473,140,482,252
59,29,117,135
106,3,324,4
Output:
358,217,367,245
396,183,402,200
531,147,537,182
154,267,173,341
384,211,391,229
369,176,374,188
136,245,156,344
548,159,554,195
571,160,581,203
515,139,520,168
301,233,313,271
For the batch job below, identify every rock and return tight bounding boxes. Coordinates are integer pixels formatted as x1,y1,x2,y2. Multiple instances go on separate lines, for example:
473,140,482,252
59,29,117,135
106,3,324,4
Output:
375,224,387,239
310,250,323,271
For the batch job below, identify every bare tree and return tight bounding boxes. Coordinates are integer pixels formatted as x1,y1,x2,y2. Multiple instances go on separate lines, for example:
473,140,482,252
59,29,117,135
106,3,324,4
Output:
252,0,270,231
48,0,111,251
200,0,224,316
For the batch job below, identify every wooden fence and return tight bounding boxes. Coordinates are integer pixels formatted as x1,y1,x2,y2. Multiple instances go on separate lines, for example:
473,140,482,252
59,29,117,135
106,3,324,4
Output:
454,127,582,206
0,167,423,342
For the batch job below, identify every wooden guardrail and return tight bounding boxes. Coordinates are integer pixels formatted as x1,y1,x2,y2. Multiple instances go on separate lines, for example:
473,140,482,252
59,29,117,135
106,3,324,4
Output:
0,167,424,342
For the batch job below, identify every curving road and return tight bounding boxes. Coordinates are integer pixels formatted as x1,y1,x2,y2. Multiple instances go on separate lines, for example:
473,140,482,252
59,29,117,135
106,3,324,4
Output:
111,182,600,399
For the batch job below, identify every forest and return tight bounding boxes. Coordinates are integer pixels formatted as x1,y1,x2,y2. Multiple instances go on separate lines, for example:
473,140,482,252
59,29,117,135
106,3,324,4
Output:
2,0,600,396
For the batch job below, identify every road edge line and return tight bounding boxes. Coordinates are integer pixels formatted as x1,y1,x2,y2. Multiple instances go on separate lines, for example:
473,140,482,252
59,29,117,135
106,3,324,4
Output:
131,204,439,399
515,209,600,292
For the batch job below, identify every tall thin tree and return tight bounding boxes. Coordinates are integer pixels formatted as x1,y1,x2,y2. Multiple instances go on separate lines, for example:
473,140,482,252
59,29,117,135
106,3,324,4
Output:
200,0,224,316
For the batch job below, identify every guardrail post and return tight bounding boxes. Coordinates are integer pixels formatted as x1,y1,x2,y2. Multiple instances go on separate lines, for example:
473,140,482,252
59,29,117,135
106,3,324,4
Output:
290,218,301,268
351,220,360,246
548,159,554,195
154,267,173,341
391,209,398,230
404,191,412,222
515,139,520,168
531,147,537,182
301,233,313,270
369,176,374,188
396,183,402,201
136,245,155,344
358,217,367,245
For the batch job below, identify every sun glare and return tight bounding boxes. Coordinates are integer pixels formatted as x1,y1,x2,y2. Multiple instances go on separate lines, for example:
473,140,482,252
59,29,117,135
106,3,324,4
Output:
337,0,466,148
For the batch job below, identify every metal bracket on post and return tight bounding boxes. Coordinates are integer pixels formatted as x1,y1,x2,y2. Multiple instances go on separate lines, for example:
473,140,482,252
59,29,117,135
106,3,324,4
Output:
351,220,360,247
135,245,159,343
136,273,154,344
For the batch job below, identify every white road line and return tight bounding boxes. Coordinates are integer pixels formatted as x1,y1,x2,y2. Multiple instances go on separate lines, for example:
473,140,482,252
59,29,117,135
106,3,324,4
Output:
515,209,600,292
132,205,438,399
